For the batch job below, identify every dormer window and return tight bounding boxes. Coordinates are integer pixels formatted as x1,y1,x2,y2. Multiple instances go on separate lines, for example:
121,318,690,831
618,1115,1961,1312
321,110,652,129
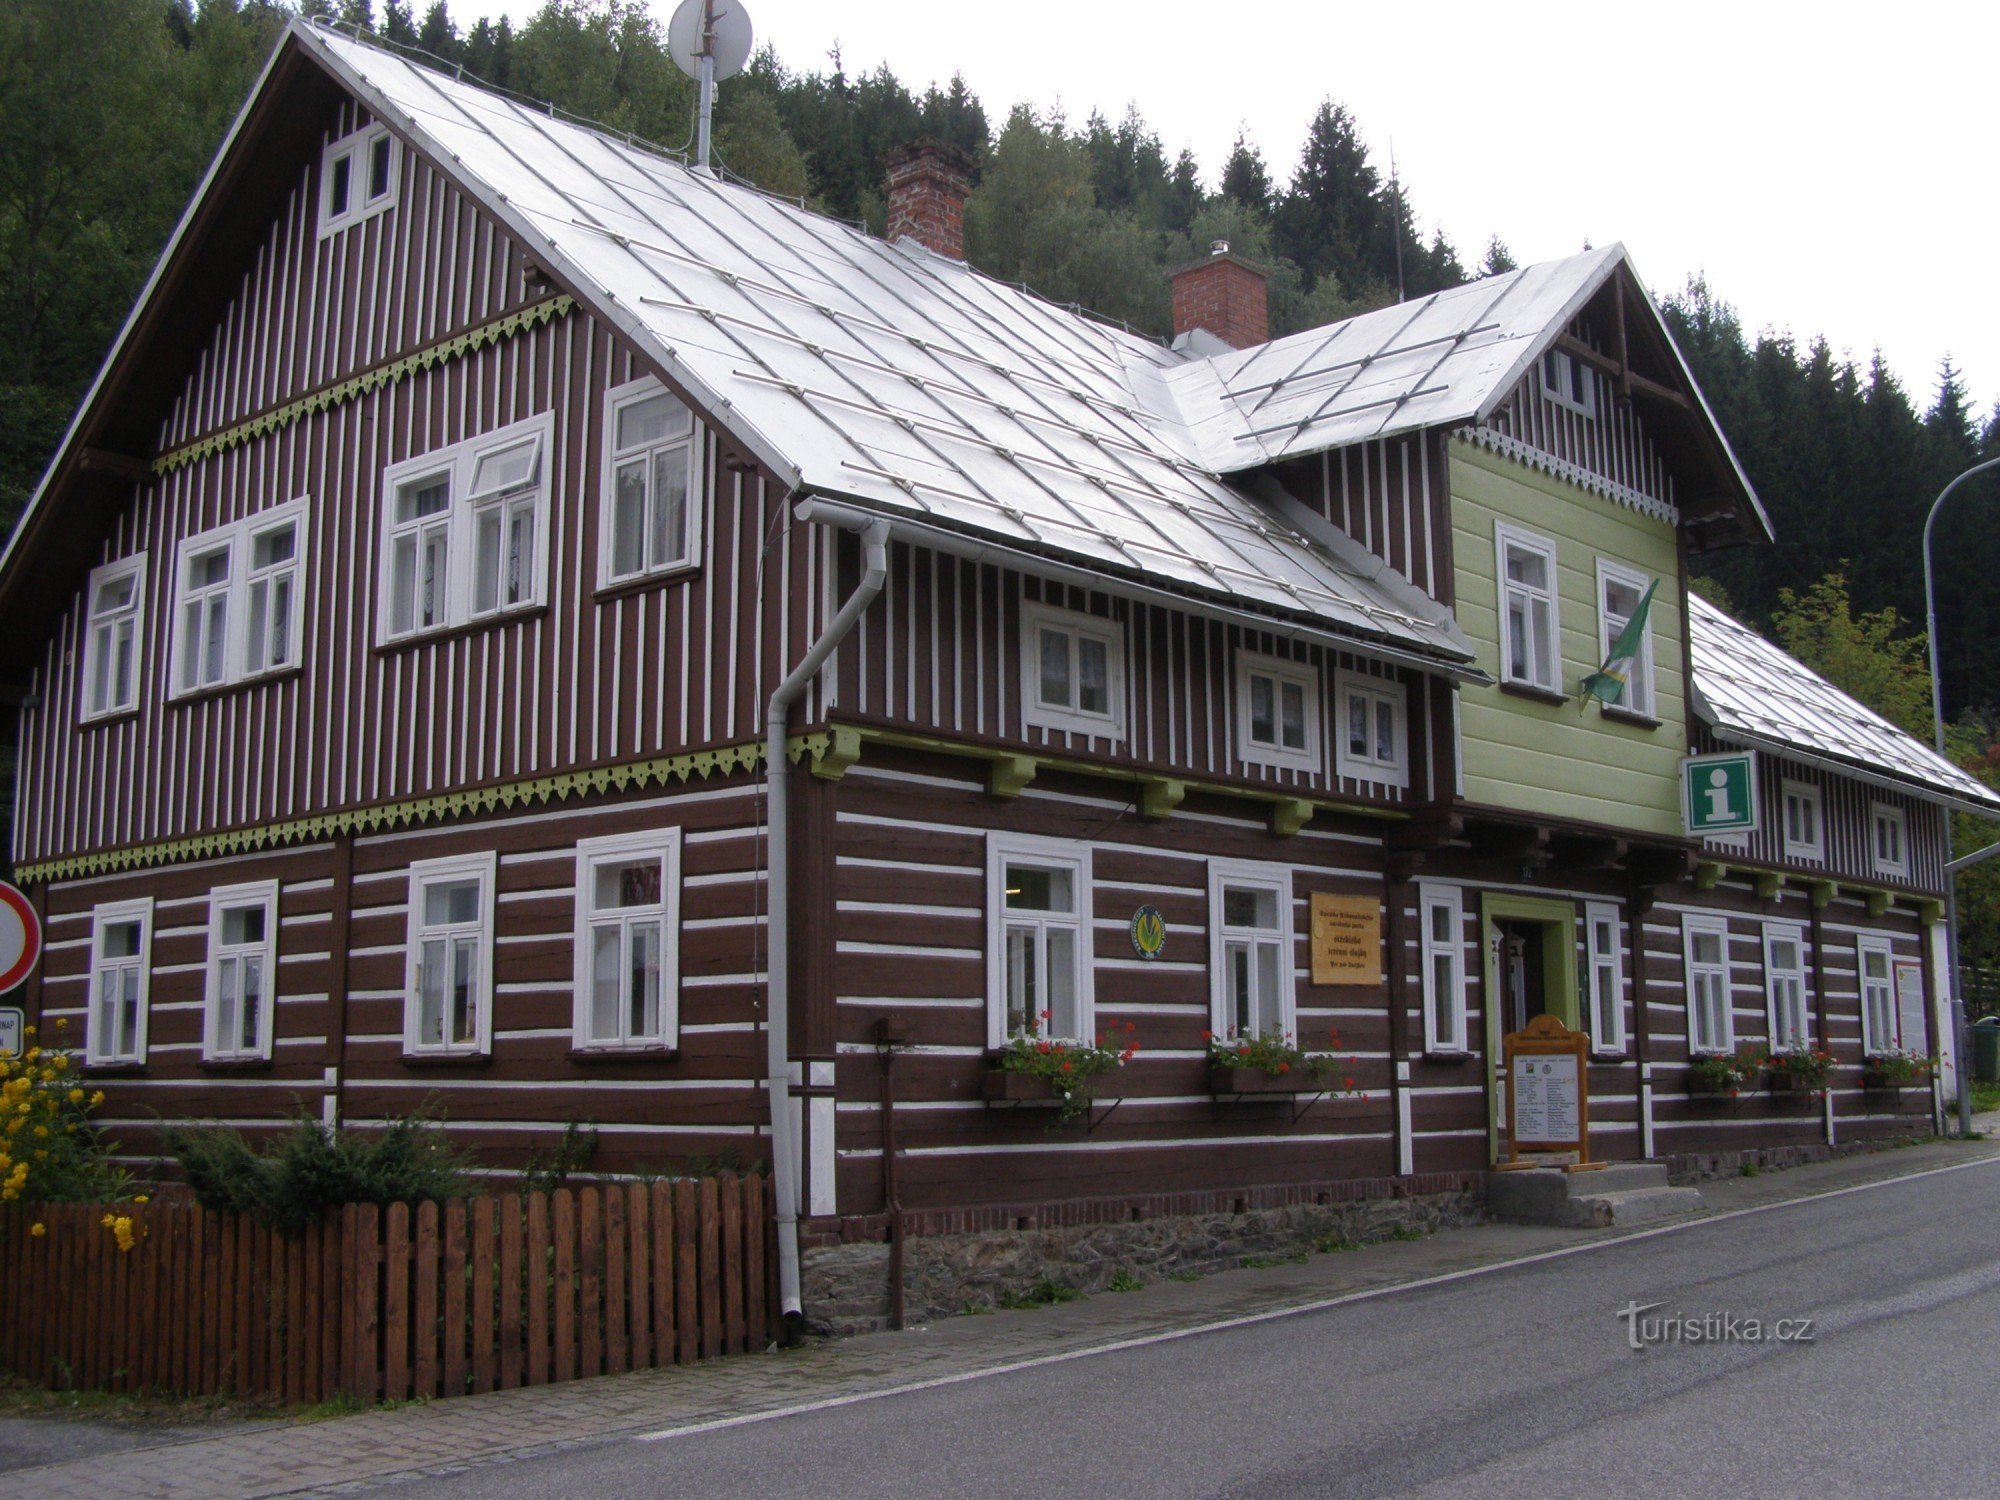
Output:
1020,599,1126,742
320,123,399,237
1236,650,1321,772
1541,348,1597,419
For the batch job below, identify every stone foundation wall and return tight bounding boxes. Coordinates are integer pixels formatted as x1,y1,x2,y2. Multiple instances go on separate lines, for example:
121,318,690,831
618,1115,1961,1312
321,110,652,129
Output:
1663,1131,1931,1182
803,1182,1484,1337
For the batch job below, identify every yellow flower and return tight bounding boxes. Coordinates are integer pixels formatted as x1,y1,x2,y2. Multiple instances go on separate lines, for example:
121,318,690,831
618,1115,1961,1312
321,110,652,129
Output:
100,1213,115,1228
133,1194,149,1204
89,1092,104,1108
32,1125,47,1139
66,1088,82,1104
28,1221,44,1237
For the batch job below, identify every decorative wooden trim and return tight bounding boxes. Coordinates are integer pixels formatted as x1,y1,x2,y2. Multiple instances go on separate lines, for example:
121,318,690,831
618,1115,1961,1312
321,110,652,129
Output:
808,725,862,782
1457,424,1680,525
1139,777,1186,820
18,734,819,884
152,296,576,476
1754,871,1786,901
987,754,1038,799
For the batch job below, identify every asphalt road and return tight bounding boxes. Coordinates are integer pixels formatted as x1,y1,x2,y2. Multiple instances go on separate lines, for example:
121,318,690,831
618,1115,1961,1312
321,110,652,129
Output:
373,1159,2000,1499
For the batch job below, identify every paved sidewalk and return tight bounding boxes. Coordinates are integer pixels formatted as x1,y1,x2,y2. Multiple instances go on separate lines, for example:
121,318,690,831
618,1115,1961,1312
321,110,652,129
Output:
11,1129,2000,1500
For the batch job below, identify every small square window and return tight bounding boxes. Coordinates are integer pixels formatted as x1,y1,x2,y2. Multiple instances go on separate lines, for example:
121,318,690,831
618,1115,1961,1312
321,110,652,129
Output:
1781,780,1824,862
1541,348,1597,418
320,123,398,237
1235,649,1320,771
1019,600,1125,742
1870,803,1909,879
1332,668,1405,786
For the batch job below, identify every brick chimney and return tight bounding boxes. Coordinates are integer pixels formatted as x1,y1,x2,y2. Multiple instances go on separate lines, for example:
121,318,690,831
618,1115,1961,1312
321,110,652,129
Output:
1171,240,1269,350
884,140,973,260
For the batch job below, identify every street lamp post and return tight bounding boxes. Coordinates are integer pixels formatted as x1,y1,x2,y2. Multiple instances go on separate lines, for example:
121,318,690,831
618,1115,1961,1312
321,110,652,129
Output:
1921,454,2000,1137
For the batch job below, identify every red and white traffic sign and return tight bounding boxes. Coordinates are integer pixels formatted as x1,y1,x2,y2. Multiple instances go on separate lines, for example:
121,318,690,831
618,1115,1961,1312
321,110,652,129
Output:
0,881,41,994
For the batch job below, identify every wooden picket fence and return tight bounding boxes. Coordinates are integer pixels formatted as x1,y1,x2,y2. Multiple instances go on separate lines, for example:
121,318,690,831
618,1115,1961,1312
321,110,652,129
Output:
0,1174,771,1403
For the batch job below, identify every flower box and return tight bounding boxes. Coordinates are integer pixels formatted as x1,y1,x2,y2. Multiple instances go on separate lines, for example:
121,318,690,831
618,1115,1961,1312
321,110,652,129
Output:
982,1070,1075,1107
1208,1064,1322,1096
1685,1063,1746,1097
1861,1066,1929,1091
1764,1071,1816,1095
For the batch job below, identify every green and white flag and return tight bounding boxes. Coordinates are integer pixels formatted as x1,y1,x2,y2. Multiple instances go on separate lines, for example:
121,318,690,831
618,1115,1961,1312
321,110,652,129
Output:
1580,577,1660,708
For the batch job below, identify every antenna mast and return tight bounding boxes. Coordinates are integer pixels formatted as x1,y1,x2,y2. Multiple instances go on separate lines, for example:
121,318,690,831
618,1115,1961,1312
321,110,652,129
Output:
668,0,754,177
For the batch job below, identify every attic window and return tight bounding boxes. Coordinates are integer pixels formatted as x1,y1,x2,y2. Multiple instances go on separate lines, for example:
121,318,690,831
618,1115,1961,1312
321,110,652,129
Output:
320,123,399,238
1541,349,1597,419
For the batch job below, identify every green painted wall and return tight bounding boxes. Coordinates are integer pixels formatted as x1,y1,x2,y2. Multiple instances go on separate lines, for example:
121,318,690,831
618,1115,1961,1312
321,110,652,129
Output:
1450,436,1685,837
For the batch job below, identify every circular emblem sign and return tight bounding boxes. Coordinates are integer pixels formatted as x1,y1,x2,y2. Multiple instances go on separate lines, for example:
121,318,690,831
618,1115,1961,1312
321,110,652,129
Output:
1129,905,1167,961
0,881,39,994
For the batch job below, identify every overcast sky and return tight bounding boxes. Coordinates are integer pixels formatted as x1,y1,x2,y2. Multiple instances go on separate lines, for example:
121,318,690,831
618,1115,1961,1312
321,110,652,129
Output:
469,0,1997,417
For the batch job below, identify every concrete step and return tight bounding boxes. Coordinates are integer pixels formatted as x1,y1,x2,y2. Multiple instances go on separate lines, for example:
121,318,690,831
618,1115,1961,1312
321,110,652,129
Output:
1487,1164,1703,1228
1559,1185,1707,1229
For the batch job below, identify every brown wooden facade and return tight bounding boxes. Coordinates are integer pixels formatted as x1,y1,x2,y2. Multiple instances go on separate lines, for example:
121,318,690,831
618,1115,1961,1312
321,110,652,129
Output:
2,34,1960,1249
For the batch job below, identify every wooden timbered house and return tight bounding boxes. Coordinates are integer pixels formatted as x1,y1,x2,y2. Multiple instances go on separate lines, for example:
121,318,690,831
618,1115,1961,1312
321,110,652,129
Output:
3,21,1994,1329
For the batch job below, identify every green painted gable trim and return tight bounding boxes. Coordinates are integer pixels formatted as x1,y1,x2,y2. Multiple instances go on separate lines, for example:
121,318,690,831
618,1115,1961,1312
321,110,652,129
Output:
152,295,576,476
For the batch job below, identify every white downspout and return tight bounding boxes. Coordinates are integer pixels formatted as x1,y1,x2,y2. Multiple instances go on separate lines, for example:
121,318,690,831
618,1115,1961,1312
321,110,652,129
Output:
766,502,890,1340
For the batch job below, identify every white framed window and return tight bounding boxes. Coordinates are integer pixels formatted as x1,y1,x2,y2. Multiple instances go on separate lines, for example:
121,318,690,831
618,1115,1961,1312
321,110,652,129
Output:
1496,523,1561,693
1541,347,1597,418
1858,935,1897,1053
1683,914,1734,1055
1331,668,1407,785
204,881,279,1063
1870,803,1909,879
170,501,308,696
1763,921,1809,1050
1781,780,1824,862
1584,901,1626,1054
1418,883,1467,1054
1236,650,1321,772
573,829,682,1051
599,378,701,586
319,121,399,237
1594,560,1656,719
986,834,1093,1048
1019,599,1125,741
88,898,153,1066
81,555,147,721
378,412,553,643
403,852,497,1058
1207,861,1296,1042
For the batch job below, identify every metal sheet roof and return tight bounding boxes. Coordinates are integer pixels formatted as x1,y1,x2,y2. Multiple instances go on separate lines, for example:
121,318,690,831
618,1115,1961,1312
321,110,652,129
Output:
1171,249,1626,472
1688,593,2000,811
302,26,1472,664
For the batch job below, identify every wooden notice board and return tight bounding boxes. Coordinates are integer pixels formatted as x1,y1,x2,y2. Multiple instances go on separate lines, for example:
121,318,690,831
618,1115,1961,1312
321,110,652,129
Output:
1500,1014,1594,1168
1310,893,1381,985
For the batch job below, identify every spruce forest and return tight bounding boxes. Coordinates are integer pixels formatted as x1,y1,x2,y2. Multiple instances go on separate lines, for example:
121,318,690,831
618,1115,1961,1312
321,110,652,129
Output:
7,1,2000,973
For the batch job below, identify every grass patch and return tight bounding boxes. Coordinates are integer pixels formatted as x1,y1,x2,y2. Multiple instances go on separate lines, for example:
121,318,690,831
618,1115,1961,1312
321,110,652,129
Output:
1106,1270,1145,1293
1382,1224,1428,1243
1165,1268,1202,1283
1739,1161,1762,1177
1241,1249,1310,1269
1970,1079,2000,1115
1314,1234,1358,1254
998,1277,1084,1309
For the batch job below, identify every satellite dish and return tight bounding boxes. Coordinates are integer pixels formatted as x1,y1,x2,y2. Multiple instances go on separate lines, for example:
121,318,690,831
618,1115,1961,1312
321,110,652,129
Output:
668,0,755,83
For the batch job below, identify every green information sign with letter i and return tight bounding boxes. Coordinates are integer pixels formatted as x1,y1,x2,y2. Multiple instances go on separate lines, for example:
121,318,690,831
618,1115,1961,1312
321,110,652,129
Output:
1681,751,1758,836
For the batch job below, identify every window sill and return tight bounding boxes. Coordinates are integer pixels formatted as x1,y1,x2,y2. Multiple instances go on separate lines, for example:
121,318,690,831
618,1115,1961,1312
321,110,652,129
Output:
1599,706,1661,730
374,604,549,658
592,566,701,605
1239,746,1321,775
401,1050,492,1068
200,1055,275,1073
1334,759,1408,787
83,1060,146,1076
1422,1049,1473,1064
568,1044,679,1063
1499,681,1568,707
1022,713,1128,744
1590,1049,1628,1063
78,707,142,733
166,665,305,709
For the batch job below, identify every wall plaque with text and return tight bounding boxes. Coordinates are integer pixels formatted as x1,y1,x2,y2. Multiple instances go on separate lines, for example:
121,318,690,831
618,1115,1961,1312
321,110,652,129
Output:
1310,893,1382,986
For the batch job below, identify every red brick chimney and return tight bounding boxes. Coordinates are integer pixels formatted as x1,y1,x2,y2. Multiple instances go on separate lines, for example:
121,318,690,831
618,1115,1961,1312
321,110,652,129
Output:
884,140,974,260
1171,241,1269,350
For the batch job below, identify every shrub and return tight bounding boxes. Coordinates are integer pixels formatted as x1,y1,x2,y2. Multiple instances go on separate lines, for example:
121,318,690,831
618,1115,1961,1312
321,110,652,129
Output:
1206,1025,1359,1087
0,1021,128,1203
168,1113,472,1239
